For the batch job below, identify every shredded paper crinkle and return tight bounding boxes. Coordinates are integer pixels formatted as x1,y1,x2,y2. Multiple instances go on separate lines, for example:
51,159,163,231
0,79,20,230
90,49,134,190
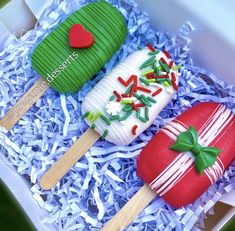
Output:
0,0,235,230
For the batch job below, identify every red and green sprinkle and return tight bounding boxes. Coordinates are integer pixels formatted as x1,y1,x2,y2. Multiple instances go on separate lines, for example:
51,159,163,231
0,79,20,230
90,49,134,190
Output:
113,90,121,102
163,50,171,59
152,88,163,97
146,42,155,52
110,115,120,121
83,43,180,138
132,125,138,135
102,130,108,139
118,110,133,121
82,111,89,119
100,114,111,125
109,95,115,101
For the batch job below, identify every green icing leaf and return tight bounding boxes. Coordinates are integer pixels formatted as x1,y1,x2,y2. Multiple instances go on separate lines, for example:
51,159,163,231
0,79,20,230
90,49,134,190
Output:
170,126,221,174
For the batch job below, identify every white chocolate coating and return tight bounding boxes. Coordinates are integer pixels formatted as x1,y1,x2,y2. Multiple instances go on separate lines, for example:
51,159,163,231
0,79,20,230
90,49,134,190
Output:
82,49,179,146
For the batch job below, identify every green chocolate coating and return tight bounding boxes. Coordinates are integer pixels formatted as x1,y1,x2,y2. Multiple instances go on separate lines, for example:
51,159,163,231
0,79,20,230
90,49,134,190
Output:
0,0,10,8
31,1,127,93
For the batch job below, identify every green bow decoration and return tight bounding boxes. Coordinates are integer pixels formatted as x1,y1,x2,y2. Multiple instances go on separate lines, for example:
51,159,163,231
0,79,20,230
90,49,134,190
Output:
170,126,221,174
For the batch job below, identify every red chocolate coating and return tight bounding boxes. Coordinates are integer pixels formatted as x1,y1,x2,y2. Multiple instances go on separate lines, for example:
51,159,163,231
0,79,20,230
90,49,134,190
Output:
137,102,235,208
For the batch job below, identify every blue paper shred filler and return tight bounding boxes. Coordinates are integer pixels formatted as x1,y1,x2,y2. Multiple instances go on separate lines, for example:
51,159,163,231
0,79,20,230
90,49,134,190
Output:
0,0,235,230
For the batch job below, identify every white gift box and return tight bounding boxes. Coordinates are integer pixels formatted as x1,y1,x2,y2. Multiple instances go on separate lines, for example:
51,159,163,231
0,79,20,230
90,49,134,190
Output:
0,0,52,46
136,0,235,86
0,0,36,37
0,20,15,50
0,0,234,230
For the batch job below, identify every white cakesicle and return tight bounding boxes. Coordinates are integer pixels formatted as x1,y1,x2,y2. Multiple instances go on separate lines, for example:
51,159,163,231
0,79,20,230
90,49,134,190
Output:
82,48,179,146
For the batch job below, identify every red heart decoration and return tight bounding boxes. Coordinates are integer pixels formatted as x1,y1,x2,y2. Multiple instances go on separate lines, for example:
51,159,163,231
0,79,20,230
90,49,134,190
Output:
69,24,94,48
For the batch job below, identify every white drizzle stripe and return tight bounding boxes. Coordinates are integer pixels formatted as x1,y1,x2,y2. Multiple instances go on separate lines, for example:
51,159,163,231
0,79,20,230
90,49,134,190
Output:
158,159,194,196
205,160,224,183
164,124,181,136
150,153,185,188
200,111,234,146
204,170,213,184
203,113,234,183
153,157,194,195
174,119,190,130
162,121,188,138
168,121,188,134
150,153,193,189
217,157,225,172
149,104,233,196
170,121,189,133
212,117,235,150
161,128,177,140
199,105,226,141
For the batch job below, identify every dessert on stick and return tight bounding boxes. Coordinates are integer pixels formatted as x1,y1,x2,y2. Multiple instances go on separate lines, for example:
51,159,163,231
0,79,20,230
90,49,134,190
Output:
101,102,235,231
81,46,180,146
40,44,181,189
0,1,127,130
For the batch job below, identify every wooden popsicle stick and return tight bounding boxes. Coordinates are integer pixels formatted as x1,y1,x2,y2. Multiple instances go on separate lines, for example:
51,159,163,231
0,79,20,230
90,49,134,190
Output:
0,78,49,130
40,128,100,190
101,184,156,231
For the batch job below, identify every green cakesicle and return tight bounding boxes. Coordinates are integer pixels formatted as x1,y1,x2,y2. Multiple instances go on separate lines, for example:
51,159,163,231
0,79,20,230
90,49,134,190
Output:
31,1,127,93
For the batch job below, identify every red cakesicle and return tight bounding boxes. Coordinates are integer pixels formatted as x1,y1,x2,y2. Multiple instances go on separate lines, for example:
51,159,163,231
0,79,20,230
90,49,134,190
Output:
137,102,235,208
101,102,235,231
